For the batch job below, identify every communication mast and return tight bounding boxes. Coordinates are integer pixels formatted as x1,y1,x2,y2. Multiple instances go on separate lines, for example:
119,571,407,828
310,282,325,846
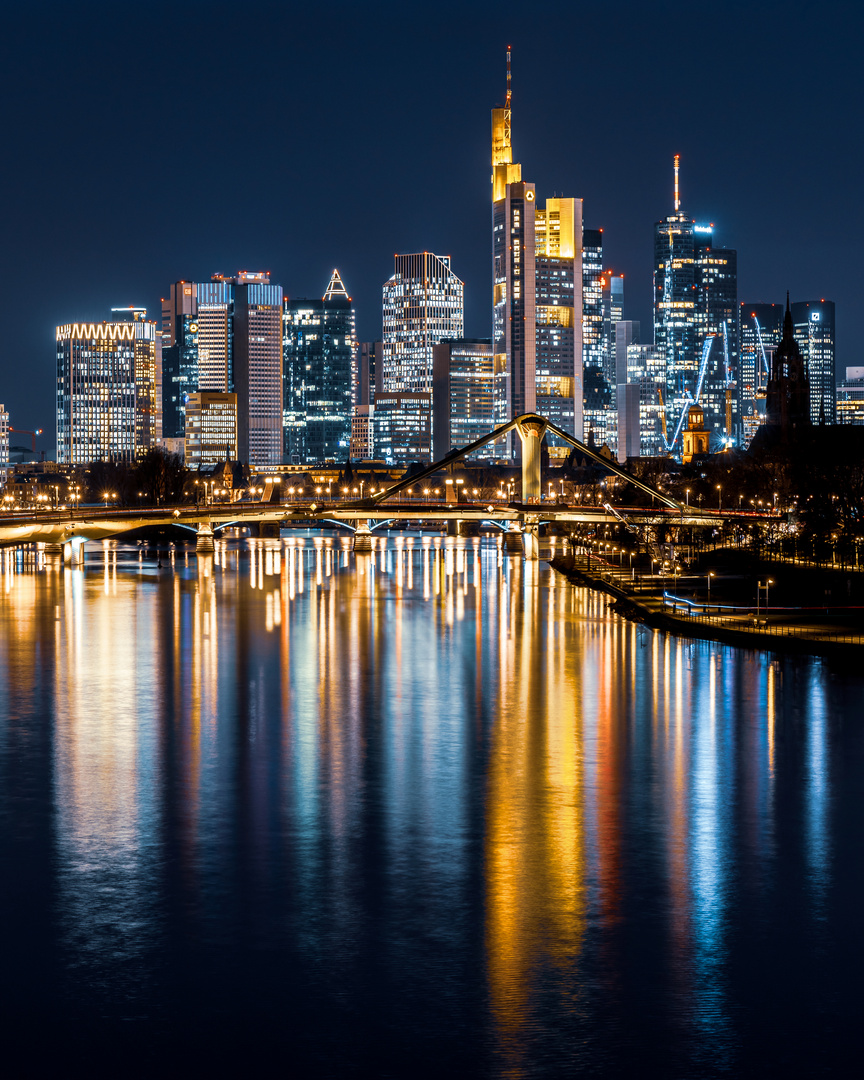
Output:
504,46,512,152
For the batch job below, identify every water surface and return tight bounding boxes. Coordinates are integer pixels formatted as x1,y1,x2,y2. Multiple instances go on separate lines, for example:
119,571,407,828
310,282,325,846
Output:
1,535,862,1076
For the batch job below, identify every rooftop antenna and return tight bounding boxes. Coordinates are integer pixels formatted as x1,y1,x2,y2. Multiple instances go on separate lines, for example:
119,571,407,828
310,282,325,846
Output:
504,46,512,150
673,153,680,212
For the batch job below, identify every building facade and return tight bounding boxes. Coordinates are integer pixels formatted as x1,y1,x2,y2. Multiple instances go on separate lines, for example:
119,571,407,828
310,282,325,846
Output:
837,367,864,425
792,300,836,424
56,308,158,465
161,281,199,440
184,392,237,468
283,270,356,464
431,339,498,461
0,404,8,484
382,253,464,395
373,393,432,465
492,55,583,448
654,156,737,452
233,274,283,468
739,303,782,446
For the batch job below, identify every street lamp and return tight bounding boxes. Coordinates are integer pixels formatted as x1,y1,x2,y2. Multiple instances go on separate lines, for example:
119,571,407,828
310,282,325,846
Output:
685,488,690,507
707,571,714,610
716,484,722,512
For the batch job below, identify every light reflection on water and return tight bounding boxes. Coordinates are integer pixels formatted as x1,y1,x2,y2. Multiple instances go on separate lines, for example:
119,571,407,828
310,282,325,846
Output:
0,534,861,1076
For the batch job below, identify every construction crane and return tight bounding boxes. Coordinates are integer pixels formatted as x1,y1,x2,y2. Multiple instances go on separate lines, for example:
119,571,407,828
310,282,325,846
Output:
657,387,668,441
753,315,770,381
10,427,43,455
661,335,715,453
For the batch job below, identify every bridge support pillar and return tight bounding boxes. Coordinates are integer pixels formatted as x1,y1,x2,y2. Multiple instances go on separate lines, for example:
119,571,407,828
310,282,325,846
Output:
504,523,523,555
196,523,215,553
353,522,372,552
516,417,547,504
63,537,86,566
446,518,459,537
522,524,540,561
259,521,280,539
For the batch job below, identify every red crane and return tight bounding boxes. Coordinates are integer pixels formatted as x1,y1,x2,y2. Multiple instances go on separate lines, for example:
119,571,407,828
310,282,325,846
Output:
10,427,43,455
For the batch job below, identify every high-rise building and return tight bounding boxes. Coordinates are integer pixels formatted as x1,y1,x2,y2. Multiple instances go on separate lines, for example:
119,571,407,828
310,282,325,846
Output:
185,392,238,468
739,303,782,446
601,270,624,391
837,367,864,425
232,273,283,468
582,229,613,447
792,300,836,424
432,339,498,460
0,404,8,484
283,270,356,464
357,341,383,409
654,156,737,451
491,52,583,447
373,393,432,465
196,279,235,392
161,281,199,440
56,313,154,465
56,308,158,465
694,228,738,443
382,253,464,394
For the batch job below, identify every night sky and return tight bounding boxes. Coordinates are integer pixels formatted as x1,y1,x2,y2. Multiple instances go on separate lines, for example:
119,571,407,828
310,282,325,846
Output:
1,0,860,449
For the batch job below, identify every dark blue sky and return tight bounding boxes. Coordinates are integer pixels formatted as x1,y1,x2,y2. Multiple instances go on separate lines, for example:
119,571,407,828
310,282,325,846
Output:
1,0,860,444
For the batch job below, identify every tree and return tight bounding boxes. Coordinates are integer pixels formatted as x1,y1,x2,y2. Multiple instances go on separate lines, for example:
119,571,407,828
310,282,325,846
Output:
134,448,188,505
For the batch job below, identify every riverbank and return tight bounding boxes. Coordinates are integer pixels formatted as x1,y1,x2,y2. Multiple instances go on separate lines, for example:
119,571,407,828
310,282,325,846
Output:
550,551,864,662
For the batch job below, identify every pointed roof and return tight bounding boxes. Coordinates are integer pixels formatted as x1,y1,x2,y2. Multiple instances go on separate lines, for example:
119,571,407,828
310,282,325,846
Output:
323,269,350,302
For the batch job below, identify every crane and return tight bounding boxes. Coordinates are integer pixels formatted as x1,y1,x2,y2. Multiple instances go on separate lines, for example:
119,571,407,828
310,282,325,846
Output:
10,427,43,455
660,335,715,453
722,322,733,442
753,316,770,381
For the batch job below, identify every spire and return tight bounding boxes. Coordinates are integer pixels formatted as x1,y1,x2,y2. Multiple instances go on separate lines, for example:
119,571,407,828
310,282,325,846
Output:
504,46,512,154
783,290,793,337
323,269,349,302
673,153,681,212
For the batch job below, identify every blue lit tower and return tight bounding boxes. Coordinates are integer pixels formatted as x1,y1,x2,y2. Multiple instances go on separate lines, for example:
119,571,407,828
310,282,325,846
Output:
161,282,199,441
792,300,836,423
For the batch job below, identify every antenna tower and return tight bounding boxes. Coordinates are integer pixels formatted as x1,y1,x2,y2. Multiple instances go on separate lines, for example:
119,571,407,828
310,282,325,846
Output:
504,46,512,150
673,153,680,212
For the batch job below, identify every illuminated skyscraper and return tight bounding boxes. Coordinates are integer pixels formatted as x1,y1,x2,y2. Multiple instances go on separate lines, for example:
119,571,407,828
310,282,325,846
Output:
739,302,782,446
0,404,8,484
601,270,624,390
56,307,158,464
654,155,737,450
582,229,613,445
283,270,356,464
492,51,583,448
232,272,283,468
382,252,464,394
792,300,836,423
161,281,199,440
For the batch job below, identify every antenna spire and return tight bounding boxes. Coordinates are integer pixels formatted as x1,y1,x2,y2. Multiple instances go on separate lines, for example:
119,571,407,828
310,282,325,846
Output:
506,46,511,109
504,46,512,151
673,153,680,212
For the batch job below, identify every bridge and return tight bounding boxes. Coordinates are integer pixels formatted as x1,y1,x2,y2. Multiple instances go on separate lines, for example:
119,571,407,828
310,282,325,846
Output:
0,414,776,562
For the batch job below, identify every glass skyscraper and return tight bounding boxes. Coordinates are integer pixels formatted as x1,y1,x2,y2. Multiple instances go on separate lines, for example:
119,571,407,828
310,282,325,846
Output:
283,270,356,464
161,281,199,441
792,300,836,424
56,308,157,465
739,302,782,446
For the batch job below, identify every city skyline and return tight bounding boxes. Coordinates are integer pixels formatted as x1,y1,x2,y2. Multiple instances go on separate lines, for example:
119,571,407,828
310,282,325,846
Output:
0,2,857,441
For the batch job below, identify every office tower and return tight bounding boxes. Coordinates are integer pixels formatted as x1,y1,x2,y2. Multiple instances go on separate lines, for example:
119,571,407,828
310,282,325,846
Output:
161,281,199,441
283,270,356,464
0,404,8,483
185,392,238,467
351,408,374,460
626,341,667,457
491,52,583,446
601,270,624,390
739,303,782,446
694,228,738,443
56,308,158,465
836,367,864,425
373,393,432,465
432,339,498,460
792,300,836,423
232,272,283,468
615,320,643,462
196,278,235,391
654,156,737,450
582,228,612,447
382,253,464,394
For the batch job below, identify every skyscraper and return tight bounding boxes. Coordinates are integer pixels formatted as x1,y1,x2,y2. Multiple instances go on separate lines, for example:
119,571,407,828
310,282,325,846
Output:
432,339,498,460
492,51,583,447
382,252,464,394
283,270,356,464
601,270,624,393
56,308,158,465
161,281,199,441
582,228,612,446
739,302,782,446
0,404,8,484
233,273,283,468
792,300,836,423
185,392,238,467
654,156,737,450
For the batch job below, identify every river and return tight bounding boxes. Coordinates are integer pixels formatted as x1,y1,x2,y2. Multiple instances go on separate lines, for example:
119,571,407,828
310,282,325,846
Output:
1,533,861,1076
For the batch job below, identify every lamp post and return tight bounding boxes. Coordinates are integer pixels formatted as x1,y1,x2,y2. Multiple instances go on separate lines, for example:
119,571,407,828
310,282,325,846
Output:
716,484,722,512
707,571,714,611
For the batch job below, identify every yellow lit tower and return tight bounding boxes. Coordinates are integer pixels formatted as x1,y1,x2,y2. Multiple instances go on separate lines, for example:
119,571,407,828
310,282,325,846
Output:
491,49,583,453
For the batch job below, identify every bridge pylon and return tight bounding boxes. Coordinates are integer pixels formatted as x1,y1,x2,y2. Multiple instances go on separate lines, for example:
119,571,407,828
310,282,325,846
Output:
353,521,372,552
515,416,548,504
196,522,215,553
